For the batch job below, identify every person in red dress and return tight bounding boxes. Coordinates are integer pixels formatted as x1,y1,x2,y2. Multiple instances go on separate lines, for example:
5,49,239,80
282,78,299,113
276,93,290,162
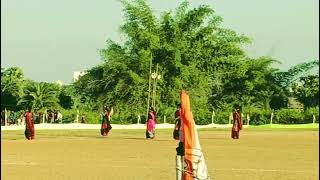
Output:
173,103,181,140
231,104,242,139
100,105,113,136
25,107,35,140
146,107,156,139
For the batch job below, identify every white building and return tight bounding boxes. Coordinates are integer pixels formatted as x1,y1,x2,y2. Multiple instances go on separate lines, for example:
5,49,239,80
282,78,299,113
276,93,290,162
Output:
73,71,86,82
55,80,63,86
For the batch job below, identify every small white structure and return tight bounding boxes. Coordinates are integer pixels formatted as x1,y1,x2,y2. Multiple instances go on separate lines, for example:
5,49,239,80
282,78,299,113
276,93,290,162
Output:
73,71,86,82
55,80,63,86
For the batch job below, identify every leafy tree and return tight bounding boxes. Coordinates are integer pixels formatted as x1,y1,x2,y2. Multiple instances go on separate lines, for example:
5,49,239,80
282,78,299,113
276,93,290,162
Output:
292,75,319,110
1,67,25,111
58,85,74,109
72,0,318,125
274,60,319,89
74,0,254,123
18,82,60,110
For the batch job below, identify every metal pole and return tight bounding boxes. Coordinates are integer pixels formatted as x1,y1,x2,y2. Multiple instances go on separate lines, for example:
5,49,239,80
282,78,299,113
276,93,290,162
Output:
147,53,153,120
229,112,232,124
5,108,7,126
153,64,159,110
211,110,215,124
152,77,156,108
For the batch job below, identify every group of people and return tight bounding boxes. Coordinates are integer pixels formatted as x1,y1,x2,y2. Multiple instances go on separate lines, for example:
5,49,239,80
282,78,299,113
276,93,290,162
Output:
1,109,63,126
97,103,243,141
20,91,244,180
22,102,243,143
1,110,22,126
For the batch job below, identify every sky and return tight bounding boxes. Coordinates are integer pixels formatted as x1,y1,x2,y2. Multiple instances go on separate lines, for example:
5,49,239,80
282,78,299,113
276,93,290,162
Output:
1,0,319,84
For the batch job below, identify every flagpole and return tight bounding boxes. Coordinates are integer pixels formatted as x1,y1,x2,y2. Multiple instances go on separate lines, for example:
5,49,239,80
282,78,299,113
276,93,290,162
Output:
147,52,153,120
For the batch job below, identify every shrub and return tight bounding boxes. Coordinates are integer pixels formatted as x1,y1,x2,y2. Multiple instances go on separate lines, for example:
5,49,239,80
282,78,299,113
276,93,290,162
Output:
214,111,230,124
247,108,272,125
274,109,304,124
60,109,77,123
304,106,319,123
82,111,100,124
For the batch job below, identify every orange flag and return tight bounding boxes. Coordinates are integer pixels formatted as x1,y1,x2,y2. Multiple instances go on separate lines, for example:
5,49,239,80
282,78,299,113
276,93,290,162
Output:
180,90,210,180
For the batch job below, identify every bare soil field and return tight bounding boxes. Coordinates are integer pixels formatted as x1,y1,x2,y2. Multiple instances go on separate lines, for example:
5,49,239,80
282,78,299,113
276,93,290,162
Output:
1,128,319,180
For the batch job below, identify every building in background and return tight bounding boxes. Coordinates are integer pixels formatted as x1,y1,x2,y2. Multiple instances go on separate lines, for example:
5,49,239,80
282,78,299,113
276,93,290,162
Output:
73,71,86,82
55,80,63,86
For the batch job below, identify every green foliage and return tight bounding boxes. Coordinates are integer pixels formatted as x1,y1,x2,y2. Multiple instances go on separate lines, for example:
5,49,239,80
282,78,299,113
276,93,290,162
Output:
213,110,230,124
1,67,25,111
81,111,100,124
274,60,319,88
304,106,319,123
58,85,74,109
1,1,318,126
248,108,272,125
73,0,253,123
60,109,77,123
274,109,305,124
292,75,319,109
18,82,61,110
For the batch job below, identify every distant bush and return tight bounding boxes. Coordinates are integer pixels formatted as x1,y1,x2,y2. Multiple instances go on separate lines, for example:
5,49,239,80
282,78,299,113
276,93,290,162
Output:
214,111,230,124
304,106,319,123
248,108,272,125
82,111,100,124
60,109,77,123
57,106,319,125
274,109,304,124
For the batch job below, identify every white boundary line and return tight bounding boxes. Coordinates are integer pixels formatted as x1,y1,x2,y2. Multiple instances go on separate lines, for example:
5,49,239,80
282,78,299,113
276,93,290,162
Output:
0,123,234,131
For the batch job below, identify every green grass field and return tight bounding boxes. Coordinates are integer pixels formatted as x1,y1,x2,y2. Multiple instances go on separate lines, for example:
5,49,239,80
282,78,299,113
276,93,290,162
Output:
1,128,319,180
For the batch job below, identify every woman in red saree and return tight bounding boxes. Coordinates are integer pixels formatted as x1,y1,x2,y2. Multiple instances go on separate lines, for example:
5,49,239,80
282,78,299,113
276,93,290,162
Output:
100,106,113,136
173,103,182,140
231,105,242,139
24,108,35,140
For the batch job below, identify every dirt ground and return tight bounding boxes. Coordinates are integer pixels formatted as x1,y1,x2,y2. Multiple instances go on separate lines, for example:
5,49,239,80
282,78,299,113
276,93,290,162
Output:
1,128,319,180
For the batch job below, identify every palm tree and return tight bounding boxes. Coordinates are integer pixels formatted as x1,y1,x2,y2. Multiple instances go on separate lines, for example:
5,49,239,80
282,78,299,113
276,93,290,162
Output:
18,82,60,110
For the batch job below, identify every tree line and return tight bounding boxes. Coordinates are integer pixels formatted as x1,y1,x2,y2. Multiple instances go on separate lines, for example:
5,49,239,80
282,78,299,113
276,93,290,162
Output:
1,0,319,125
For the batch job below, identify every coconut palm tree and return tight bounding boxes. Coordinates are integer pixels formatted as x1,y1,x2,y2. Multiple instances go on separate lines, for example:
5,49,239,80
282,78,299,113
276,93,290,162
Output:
18,82,60,110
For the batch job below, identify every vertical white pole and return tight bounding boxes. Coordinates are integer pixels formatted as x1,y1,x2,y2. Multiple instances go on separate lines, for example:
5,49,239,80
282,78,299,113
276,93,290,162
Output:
270,112,274,124
153,64,159,110
75,109,79,123
147,53,153,121
4,108,7,126
313,115,316,124
176,155,183,180
211,110,215,124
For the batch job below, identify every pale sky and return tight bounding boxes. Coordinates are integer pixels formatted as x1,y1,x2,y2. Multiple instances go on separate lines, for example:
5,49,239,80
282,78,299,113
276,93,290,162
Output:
1,0,319,84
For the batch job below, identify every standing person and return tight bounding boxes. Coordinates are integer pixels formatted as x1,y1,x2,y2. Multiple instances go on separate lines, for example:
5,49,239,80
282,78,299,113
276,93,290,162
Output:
32,110,38,124
146,107,156,139
173,103,184,180
173,103,182,140
1,110,5,126
231,104,243,139
24,107,35,140
10,111,17,125
100,105,113,136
